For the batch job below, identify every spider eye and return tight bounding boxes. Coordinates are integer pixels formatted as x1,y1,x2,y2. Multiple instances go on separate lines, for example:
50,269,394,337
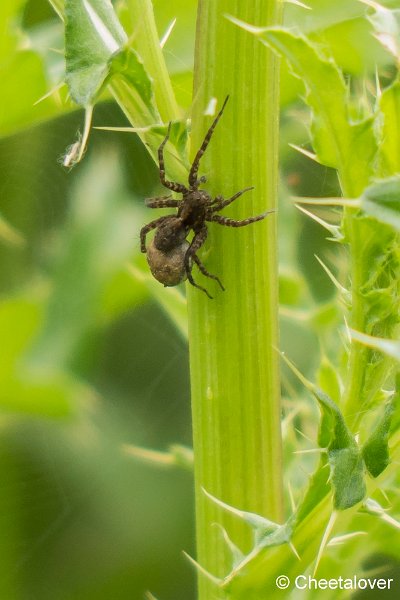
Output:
199,175,207,184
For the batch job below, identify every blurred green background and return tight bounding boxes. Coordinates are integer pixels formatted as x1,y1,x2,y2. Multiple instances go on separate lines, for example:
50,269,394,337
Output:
1,0,398,598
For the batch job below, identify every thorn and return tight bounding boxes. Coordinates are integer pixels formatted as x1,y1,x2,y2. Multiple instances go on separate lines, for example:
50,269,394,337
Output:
202,488,246,519
182,552,222,585
289,143,319,162
49,1,64,20
292,196,360,208
327,531,367,547
212,523,244,564
279,352,315,393
94,125,154,133
160,18,177,49
289,541,301,560
313,511,337,576
295,204,341,238
294,427,315,444
34,81,65,106
350,329,400,361
287,481,296,513
281,406,302,433
379,488,391,506
343,315,352,345
285,0,312,8
375,66,382,99
224,14,269,35
314,255,349,296
381,512,400,530
293,448,326,455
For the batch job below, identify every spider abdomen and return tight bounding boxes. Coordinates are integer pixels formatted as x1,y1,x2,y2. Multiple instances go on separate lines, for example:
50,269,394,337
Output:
146,239,190,287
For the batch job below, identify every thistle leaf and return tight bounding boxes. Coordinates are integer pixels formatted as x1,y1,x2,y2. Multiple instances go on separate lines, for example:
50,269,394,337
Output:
65,0,127,105
362,399,395,477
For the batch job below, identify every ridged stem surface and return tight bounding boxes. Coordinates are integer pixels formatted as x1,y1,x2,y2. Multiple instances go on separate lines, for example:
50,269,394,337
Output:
188,1,283,596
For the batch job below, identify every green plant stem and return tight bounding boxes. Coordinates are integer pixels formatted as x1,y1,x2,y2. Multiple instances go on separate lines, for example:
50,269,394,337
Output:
125,0,180,122
111,0,187,182
188,0,283,595
341,215,368,418
341,201,395,422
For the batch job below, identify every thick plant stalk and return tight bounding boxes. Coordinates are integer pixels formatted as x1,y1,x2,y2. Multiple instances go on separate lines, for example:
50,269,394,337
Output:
188,0,283,596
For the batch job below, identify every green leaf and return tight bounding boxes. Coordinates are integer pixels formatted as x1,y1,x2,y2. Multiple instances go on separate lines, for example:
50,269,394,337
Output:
280,355,366,510
251,27,376,194
362,400,395,477
317,355,342,405
313,388,366,509
329,446,366,509
65,0,127,105
109,47,155,115
360,175,400,229
260,29,349,169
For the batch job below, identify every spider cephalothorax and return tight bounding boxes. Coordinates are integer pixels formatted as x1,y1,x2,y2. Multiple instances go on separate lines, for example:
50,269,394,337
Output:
140,96,272,298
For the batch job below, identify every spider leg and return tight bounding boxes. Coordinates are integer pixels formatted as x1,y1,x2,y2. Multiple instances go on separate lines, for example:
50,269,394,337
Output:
207,210,274,228
210,187,254,212
158,124,187,193
140,215,172,252
186,268,213,299
188,95,229,189
192,254,225,291
146,197,182,209
184,227,213,298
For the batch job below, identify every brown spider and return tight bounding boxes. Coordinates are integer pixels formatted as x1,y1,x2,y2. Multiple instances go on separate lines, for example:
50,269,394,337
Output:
140,96,272,298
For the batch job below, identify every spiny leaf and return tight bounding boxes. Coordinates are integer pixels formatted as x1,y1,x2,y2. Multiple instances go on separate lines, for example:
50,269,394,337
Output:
259,28,350,170
109,47,156,118
213,524,245,568
65,0,127,105
317,355,343,405
245,26,376,193
311,389,365,510
203,488,292,549
362,400,395,477
280,354,366,510
360,175,400,229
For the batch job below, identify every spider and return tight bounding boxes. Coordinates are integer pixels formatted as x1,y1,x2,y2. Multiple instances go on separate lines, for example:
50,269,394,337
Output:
140,96,272,299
